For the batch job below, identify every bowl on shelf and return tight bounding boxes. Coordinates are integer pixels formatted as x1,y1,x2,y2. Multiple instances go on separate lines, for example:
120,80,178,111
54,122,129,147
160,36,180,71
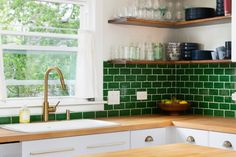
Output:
159,98,190,115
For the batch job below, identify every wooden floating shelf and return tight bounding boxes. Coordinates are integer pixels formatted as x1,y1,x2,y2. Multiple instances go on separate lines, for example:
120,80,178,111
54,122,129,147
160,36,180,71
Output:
109,59,232,65
108,16,231,28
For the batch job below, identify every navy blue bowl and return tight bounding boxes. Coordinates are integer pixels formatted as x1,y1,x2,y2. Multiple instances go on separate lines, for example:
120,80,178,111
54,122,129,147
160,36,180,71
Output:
191,50,213,60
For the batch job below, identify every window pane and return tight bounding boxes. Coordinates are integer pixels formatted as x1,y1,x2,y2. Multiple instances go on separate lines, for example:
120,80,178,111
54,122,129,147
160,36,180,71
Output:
3,50,77,98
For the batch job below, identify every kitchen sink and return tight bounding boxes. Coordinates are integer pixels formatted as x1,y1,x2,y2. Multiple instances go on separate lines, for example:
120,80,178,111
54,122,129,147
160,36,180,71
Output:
1,119,120,133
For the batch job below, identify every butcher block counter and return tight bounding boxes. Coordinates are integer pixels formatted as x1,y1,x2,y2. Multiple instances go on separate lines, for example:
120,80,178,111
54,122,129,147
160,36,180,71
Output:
78,144,236,157
1,115,236,143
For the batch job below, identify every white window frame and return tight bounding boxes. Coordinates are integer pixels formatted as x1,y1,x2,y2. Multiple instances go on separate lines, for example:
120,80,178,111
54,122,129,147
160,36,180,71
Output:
0,0,105,116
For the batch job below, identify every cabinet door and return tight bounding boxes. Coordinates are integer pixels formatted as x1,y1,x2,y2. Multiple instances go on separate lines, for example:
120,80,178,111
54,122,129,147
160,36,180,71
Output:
79,131,130,155
209,132,236,150
0,143,21,157
175,128,208,146
22,137,80,157
130,128,166,149
232,0,236,61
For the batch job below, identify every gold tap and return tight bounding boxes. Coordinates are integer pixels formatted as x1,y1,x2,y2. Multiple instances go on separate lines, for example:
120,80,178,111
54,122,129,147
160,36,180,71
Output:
43,67,66,122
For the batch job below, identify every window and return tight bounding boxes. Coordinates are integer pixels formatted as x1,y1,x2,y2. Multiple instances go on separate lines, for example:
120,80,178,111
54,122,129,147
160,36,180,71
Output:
0,0,94,105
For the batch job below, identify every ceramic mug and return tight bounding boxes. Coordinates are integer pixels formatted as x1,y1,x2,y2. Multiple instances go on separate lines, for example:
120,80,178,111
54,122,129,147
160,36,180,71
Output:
216,46,226,60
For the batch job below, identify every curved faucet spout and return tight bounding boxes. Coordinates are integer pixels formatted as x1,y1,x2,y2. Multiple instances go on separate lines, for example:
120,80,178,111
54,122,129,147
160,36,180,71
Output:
43,67,67,122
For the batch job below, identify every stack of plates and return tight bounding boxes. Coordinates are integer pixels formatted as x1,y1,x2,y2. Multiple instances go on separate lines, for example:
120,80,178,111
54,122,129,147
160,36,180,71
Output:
180,43,199,60
185,7,215,21
216,0,224,16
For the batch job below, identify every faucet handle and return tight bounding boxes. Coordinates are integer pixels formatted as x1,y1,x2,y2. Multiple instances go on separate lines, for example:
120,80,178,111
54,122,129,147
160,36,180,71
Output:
55,101,60,108
48,101,60,112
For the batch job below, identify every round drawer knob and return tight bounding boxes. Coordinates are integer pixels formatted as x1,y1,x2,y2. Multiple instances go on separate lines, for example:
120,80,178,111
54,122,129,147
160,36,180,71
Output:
223,141,233,148
145,136,154,143
186,136,195,143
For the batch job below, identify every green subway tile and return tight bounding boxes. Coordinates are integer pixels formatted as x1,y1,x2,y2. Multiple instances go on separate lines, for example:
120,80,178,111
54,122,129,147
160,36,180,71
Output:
104,104,113,110
104,62,113,68
225,69,235,75
194,109,203,115
115,64,125,68
194,69,203,74
108,83,119,89
152,82,162,88
158,76,167,81
153,69,162,74
142,82,152,88
125,103,135,109
199,102,208,108
11,116,19,124
199,89,208,95
103,83,108,89
137,64,147,68
148,64,157,68
214,83,224,89
168,75,176,81
209,76,219,81
181,88,189,94
163,82,172,88
120,82,131,88
114,103,125,110
199,76,208,82
104,69,108,75
104,76,113,82
230,76,236,82
190,75,199,81
56,113,66,120
163,69,172,74
114,76,125,81
120,69,131,75
209,63,219,68
131,82,141,88
30,115,42,122
194,95,203,101
157,88,167,94
126,76,136,81
126,89,136,95
71,112,82,120
209,103,219,109
121,96,131,102
204,82,213,88
147,76,157,81
225,97,233,103
220,76,230,82
204,69,214,75
152,95,162,100
191,88,198,94
214,96,224,103
0,117,11,124
199,64,208,68
148,89,157,94
142,108,152,115
181,75,189,81
204,96,213,102
132,69,142,74
96,111,107,118
131,109,142,115
209,89,219,95
120,110,131,116
177,69,184,74
204,109,213,116
48,114,55,121
185,69,194,74
231,104,236,110
142,69,152,74
158,64,167,68
225,83,235,89
214,69,224,75
126,64,137,68
83,112,95,119
109,69,119,75
214,110,224,117
147,101,157,108
220,63,230,68
190,64,199,68
137,76,146,81
219,90,230,96
220,103,229,110
225,111,235,118
194,82,203,88
108,110,119,117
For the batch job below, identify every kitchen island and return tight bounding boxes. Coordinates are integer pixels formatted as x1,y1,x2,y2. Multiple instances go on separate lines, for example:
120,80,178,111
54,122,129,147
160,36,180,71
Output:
78,143,236,157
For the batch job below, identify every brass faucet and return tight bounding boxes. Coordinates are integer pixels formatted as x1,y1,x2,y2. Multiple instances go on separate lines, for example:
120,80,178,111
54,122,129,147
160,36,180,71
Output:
43,67,66,122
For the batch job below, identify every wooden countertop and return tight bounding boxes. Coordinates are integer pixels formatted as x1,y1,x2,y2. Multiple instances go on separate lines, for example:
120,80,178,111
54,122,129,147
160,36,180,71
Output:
1,115,236,143
78,144,236,157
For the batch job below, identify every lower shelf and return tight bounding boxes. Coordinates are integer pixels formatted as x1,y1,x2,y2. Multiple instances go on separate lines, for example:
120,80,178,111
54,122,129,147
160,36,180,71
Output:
109,59,232,65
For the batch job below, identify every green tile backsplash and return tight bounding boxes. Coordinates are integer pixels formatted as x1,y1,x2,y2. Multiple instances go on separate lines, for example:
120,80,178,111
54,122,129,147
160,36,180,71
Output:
1,62,236,124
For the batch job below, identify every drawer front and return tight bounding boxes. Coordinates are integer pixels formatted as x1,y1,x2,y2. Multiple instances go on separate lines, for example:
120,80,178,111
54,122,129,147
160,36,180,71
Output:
79,131,130,155
176,128,208,146
209,132,236,150
0,143,21,157
22,137,80,157
131,128,166,149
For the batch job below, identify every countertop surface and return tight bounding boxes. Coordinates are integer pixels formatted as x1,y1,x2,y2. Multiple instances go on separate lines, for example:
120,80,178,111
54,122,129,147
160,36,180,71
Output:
78,144,236,157
1,115,236,142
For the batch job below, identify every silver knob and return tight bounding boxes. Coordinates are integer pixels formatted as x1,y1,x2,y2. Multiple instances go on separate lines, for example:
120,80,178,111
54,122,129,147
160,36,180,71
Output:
186,136,195,143
145,136,154,143
223,141,233,148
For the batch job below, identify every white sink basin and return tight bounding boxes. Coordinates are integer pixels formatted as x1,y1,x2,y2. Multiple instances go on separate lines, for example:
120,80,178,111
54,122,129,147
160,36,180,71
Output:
1,119,120,133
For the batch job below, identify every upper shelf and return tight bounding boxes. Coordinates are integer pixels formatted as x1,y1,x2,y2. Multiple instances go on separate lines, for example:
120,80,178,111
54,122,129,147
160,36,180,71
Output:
108,16,232,28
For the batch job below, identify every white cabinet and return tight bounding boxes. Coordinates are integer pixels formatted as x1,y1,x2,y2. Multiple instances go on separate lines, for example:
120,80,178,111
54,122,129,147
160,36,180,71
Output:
130,128,166,149
209,132,236,150
232,0,236,61
0,142,21,157
22,131,130,157
175,128,208,146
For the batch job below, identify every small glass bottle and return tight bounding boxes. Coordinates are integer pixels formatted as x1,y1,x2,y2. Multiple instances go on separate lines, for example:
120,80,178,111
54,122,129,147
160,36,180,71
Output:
19,106,30,123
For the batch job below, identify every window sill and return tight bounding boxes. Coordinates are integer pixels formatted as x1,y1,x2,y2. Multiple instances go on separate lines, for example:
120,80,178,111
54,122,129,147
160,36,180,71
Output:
0,98,106,117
